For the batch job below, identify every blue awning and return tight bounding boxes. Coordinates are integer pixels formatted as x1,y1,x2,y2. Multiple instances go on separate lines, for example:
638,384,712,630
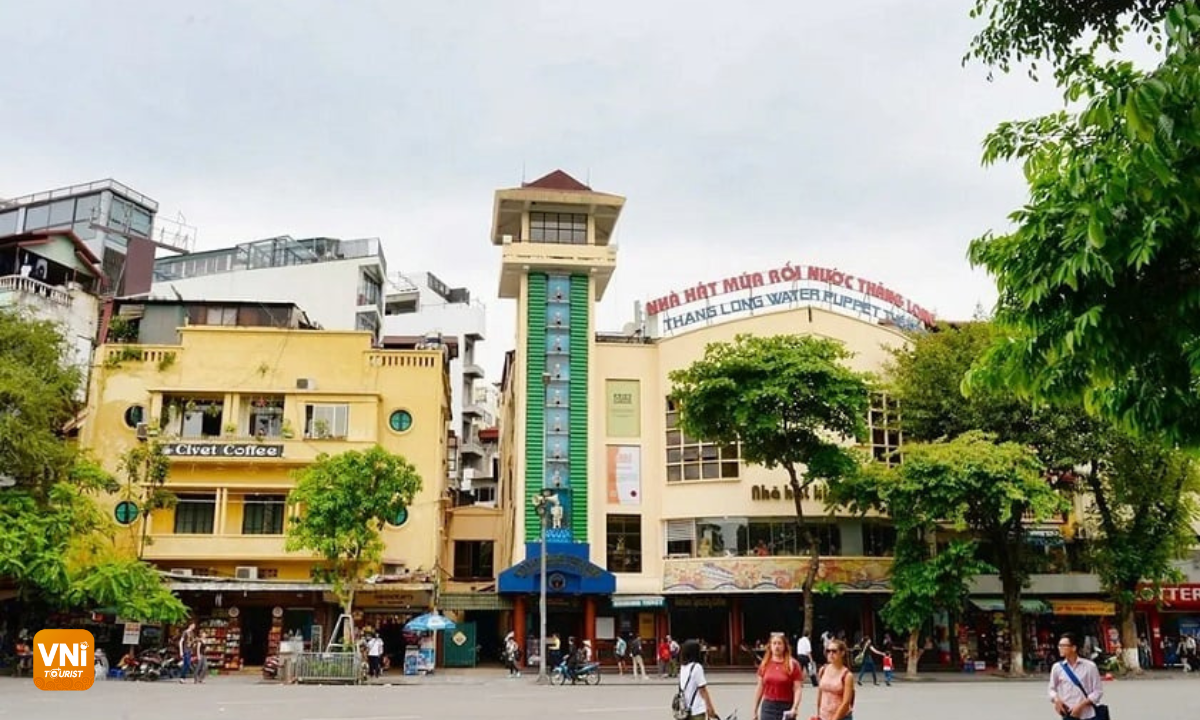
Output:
498,542,616,595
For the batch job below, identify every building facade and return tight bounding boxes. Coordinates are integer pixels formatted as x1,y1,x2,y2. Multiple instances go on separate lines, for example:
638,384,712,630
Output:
152,235,387,341
82,312,449,667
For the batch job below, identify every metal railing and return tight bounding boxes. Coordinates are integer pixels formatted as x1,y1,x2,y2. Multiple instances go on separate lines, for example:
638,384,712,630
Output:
3,178,159,212
291,651,365,684
0,275,72,306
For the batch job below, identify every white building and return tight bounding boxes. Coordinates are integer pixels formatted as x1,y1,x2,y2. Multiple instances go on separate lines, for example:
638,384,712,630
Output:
151,236,386,341
383,272,489,489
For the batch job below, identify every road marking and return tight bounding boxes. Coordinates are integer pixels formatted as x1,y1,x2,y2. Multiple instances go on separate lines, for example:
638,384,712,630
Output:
578,707,661,713
300,716,420,720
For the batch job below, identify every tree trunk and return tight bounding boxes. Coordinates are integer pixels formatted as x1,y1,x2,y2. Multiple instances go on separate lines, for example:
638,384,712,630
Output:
786,464,819,640
1115,596,1142,674
905,630,920,678
1001,584,1026,676
995,522,1026,677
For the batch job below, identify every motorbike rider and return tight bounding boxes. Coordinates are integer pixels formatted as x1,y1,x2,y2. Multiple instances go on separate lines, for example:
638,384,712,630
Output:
566,637,581,683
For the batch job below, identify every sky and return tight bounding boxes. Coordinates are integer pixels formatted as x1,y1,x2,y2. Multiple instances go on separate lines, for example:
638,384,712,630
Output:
2,0,1074,377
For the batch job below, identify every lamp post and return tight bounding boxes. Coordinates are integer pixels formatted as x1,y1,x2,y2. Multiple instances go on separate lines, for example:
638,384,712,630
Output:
535,370,554,684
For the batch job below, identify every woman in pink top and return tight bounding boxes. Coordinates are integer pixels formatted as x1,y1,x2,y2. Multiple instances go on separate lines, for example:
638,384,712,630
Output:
816,639,855,720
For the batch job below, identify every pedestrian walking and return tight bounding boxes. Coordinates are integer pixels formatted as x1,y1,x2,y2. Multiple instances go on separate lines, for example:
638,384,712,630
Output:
192,634,208,684
796,632,816,688
816,639,855,720
855,637,885,686
367,633,384,678
752,632,803,720
630,634,647,680
677,640,720,720
881,652,893,686
1048,633,1105,719
503,631,521,677
614,634,628,676
178,621,196,684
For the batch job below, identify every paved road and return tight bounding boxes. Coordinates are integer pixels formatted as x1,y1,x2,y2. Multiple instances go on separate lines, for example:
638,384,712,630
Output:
1,671,1196,720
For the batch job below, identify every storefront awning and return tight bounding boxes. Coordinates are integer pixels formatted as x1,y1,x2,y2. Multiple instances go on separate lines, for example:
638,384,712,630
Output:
168,581,330,592
970,598,1051,614
351,583,434,610
1050,599,1115,617
438,592,514,611
611,595,666,609
498,542,616,595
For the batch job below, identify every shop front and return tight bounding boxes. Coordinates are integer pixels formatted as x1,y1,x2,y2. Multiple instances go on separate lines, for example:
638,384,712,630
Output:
436,591,514,667
662,554,892,666
1137,583,1200,667
605,595,667,664
351,583,434,669
497,542,616,665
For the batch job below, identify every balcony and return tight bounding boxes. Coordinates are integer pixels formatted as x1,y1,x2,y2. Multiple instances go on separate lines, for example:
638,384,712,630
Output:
142,534,310,562
463,361,485,379
463,402,487,418
662,555,893,594
460,433,484,458
0,274,73,308
498,242,618,299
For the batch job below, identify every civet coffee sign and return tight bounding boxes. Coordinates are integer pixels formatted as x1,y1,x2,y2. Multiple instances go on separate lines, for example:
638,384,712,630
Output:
645,263,935,336
161,443,284,459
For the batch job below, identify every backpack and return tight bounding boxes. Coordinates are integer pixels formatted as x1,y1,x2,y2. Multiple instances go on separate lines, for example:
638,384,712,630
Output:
615,637,627,659
630,637,642,657
671,664,698,720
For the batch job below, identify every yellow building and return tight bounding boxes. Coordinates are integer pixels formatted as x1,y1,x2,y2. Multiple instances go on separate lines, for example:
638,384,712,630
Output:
82,299,449,666
492,171,934,665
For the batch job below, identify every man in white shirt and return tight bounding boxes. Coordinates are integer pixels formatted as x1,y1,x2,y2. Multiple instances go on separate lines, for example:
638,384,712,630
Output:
796,633,815,686
366,633,385,678
1048,633,1104,719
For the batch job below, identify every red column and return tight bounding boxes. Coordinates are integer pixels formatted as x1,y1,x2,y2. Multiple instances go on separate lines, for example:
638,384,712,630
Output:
584,596,597,644
730,598,743,665
514,596,527,657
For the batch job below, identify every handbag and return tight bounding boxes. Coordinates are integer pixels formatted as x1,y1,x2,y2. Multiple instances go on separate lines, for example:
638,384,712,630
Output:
672,665,698,720
1060,661,1110,720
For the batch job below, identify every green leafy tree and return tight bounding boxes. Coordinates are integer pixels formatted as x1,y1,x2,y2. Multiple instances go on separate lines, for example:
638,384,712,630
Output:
833,463,991,678
116,439,175,559
668,334,871,639
966,0,1173,81
1076,432,1199,671
888,432,1064,676
67,557,188,624
286,446,423,627
967,5,1200,443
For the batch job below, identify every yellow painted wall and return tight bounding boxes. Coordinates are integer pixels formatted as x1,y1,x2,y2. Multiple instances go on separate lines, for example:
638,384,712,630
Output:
583,307,911,594
83,327,449,581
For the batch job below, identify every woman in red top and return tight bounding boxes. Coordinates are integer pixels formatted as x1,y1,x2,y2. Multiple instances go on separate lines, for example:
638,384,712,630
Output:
752,632,803,720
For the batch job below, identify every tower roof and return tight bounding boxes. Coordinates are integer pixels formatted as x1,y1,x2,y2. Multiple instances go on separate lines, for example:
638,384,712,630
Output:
522,170,591,192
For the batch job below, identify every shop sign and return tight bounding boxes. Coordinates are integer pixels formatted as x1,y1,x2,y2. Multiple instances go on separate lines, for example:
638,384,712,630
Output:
645,263,935,337
161,442,284,459
1049,600,1115,617
672,597,728,608
605,380,641,437
512,553,607,579
121,622,141,645
750,484,826,501
663,556,891,593
1136,583,1200,610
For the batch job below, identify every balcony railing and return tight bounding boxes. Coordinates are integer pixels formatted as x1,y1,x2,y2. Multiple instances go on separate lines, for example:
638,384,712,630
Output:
0,275,72,307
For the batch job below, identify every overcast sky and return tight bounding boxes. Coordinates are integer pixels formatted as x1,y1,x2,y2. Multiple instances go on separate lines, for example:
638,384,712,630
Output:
3,1,1072,376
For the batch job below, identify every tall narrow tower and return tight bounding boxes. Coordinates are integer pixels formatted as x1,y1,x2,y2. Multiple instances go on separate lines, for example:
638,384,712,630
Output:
493,170,624,556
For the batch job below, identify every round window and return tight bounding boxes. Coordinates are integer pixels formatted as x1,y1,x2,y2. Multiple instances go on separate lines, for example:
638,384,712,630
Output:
389,507,409,527
123,405,146,429
114,500,140,525
389,410,413,433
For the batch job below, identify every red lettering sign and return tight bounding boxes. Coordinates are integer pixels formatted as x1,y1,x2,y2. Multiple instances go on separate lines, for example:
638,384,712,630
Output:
1136,584,1200,610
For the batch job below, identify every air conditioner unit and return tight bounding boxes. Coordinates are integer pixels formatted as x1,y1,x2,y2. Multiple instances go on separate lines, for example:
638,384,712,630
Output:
235,566,259,580
135,422,149,440
502,234,513,245
295,378,316,390
168,568,194,577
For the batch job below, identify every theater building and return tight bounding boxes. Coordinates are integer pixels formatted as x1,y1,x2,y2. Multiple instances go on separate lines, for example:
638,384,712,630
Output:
492,171,932,665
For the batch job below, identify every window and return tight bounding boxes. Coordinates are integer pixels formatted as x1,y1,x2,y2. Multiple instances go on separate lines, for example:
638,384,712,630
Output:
174,494,216,534
23,204,50,230
124,405,146,429
245,395,284,437
606,515,643,573
0,210,18,236
241,494,286,535
306,403,348,439
46,199,74,228
665,398,739,482
357,271,382,306
868,392,902,465
529,212,587,244
688,517,840,557
453,541,494,579
206,306,238,326
474,485,496,504
862,522,897,557
389,410,413,433
109,196,132,231
666,519,696,557
163,396,224,438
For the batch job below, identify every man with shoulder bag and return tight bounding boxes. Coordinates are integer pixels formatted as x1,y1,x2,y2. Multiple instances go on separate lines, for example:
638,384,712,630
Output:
1047,633,1108,720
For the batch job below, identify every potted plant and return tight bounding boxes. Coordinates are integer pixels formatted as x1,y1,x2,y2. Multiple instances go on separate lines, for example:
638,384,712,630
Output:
223,422,238,438
281,419,295,439
312,419,331,439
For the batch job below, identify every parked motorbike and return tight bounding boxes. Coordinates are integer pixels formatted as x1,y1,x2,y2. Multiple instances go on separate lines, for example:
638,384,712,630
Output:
552,657,601,685
262,655,281,680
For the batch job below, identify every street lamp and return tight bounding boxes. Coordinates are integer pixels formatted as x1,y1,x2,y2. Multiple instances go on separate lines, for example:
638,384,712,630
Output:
533,487,559,684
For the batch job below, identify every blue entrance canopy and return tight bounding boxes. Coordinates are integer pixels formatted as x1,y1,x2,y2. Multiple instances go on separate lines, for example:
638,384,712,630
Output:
498,542,615,595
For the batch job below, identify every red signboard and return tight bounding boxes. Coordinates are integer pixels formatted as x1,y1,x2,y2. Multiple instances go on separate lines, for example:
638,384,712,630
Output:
1136,583,1200,610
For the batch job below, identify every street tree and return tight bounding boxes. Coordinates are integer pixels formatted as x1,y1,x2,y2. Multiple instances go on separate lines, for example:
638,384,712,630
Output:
0,308,186,623
286,445,422,633
966,5,1200,443
668,334,871,640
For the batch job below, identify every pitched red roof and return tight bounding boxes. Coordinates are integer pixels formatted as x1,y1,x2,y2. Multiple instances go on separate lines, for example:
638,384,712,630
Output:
522,169,591,192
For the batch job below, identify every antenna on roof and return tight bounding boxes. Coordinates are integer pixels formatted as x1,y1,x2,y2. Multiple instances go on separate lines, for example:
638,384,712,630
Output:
521,161,526,184
586,167,591,187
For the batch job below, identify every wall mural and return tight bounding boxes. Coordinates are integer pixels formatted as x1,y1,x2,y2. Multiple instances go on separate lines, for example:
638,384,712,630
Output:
662,556,892,594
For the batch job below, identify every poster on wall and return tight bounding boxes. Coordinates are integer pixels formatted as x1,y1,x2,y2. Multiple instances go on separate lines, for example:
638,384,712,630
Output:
605,380,641,437
607,445,641,506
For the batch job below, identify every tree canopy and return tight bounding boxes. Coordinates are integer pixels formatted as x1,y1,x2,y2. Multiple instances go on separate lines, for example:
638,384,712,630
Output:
669,334,872,639
967,5,1200,444
286,445,423,616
